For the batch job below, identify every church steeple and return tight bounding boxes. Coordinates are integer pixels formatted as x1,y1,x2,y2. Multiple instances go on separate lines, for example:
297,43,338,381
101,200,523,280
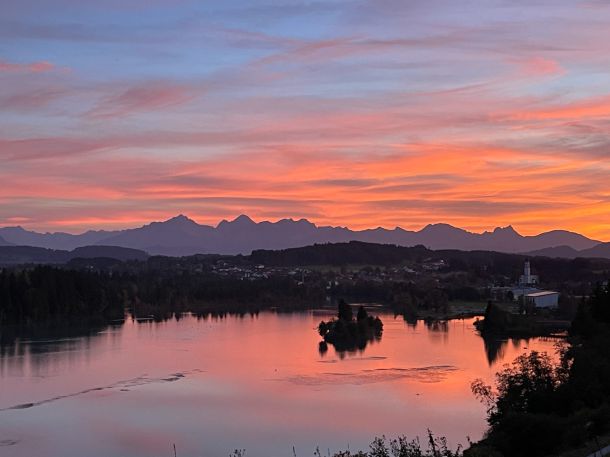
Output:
519,260,538,286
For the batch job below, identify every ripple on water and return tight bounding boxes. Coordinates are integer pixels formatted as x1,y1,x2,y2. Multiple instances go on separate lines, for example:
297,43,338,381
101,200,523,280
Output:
284,365,459,386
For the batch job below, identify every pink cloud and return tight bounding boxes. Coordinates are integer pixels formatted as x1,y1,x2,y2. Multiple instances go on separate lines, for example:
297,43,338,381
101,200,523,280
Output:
2,55,610,238
86,82,194,119
516,57,565,77
0,59,54,73
1,87,67,111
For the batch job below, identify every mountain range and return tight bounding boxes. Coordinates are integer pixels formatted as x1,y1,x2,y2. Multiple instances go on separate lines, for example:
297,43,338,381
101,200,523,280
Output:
0,214,608,258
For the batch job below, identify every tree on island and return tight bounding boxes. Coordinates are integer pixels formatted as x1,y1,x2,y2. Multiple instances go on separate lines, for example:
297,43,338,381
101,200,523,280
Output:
338,299,354,321
318,300,383,352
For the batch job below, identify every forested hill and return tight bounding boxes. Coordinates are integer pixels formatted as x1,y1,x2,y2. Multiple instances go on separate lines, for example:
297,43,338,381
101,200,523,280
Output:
250,241,431,266
247,242,610,288
250,241,610,270
0,245,149,265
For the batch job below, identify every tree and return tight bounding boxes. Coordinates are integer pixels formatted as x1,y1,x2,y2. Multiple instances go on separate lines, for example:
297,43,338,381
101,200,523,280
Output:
472,351,562,425
338,299,353,321
357,305,369,321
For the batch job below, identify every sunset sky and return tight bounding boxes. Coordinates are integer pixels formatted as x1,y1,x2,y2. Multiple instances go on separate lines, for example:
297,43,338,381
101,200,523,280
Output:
2,0,610,239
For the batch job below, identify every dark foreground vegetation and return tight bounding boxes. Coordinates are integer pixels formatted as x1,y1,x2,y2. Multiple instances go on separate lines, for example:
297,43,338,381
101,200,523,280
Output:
468,283,610,457
317,300,383,352
229,432,462,457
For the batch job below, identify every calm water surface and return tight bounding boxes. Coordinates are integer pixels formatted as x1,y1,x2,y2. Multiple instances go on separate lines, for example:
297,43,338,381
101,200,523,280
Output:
0,311,560,457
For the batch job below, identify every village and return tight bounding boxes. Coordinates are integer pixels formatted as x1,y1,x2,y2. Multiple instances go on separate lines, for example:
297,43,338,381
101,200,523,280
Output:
167,252,580,322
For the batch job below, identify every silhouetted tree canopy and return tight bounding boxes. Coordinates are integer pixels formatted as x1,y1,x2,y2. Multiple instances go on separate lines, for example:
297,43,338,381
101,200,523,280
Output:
469,281,610,457
0,266,125,324
318,301,383,353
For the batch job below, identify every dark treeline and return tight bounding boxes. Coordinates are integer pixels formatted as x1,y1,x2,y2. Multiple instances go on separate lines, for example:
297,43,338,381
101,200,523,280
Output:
0,266,125,325
468,282,610,456
327,278,452,315
2,242,610,327
252,241,610,283
130,270,325,319
439,250,610,292
253,242,610,311
0,265,326,326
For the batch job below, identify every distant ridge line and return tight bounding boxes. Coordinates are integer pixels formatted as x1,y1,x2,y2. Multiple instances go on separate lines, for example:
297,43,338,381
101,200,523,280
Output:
0,214,606,258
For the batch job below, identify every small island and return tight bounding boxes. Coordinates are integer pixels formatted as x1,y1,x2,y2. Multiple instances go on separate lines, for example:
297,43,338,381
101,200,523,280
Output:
317,300,383,353
474,300,571,338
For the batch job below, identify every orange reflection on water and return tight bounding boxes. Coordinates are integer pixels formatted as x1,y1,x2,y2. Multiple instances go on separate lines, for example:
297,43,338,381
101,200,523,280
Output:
0,312,561,457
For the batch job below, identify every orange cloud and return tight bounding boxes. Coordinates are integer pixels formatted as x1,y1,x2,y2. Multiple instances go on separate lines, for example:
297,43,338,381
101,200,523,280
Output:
507,94,610,121
1,129,609,239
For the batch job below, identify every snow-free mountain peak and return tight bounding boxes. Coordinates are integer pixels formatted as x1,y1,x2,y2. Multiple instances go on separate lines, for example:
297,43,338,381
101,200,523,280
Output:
233,214,256,225
0,215,604,257
163,214,199,226
493,225,519,235
419,223,464,234
217,214,256,228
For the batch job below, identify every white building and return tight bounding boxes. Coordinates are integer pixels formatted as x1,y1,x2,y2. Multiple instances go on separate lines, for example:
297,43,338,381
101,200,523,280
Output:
511,286,541,299
526,291,559,309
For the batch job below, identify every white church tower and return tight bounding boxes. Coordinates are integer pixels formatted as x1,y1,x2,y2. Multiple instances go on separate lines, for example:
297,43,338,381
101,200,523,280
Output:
519,260,539,286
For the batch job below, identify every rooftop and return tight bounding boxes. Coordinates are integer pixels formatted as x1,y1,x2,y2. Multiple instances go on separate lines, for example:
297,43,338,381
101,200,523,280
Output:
526,291,559,297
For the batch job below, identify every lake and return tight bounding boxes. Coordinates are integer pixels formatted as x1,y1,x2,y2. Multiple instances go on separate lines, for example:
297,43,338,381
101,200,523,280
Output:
0,310,560,457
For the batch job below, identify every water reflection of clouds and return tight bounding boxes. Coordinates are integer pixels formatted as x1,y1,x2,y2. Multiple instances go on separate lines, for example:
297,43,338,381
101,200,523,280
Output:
0,313,561,457
114,426,181,455
285,365,458,386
